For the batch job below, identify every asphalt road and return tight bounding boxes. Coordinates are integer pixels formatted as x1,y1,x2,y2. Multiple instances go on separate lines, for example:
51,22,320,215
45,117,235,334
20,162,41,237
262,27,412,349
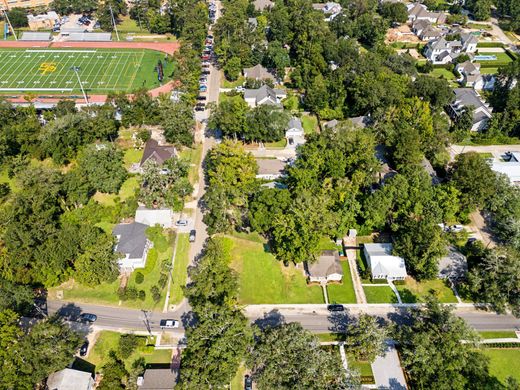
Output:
48,300,520,334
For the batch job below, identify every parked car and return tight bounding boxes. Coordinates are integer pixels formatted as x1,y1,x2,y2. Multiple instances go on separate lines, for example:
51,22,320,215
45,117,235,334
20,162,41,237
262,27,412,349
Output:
327,304,344,312
79,341,89,356
244,375,253,390
450,225,464,233
160,319,179,329
195,105,205,112
189,229,196,242
199,86,207,92
197,95,207,101
78,313,97,323
176,219,188,227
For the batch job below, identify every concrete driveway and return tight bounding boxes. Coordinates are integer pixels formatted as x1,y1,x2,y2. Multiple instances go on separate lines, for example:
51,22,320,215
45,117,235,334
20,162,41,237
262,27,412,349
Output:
370,341,407,389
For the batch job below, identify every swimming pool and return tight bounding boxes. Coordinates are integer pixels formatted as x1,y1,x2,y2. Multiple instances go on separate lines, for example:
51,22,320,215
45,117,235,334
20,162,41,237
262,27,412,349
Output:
474,55,497,61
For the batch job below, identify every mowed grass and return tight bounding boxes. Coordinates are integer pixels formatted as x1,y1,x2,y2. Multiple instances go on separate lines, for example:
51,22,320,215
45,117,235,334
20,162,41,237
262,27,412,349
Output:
327,261,357,304
397,278,457,303
227,235,324,304
302,114,318,135
479,331,518,339
87,331,172,372
482,348,520,385
364,286,396,303
430,68,456,80
170,233,190,305
93,175,140,206
230,364,247,390
0,48,173,94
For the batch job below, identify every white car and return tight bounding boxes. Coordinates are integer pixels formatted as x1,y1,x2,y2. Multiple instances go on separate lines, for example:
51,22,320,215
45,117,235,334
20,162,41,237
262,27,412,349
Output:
160,319,179,329
450,225,464,233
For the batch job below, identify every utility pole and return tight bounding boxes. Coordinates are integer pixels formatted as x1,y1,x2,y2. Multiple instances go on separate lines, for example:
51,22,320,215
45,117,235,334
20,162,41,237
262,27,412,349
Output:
2,9,17,41
109,4,120,41
70,66,89,106
141,310,152,336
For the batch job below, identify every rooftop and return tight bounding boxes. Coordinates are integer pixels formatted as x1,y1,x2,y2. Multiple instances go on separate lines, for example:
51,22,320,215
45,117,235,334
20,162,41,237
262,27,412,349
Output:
243,64,276,81
256,158,286,176
307,250,343,278
47,368,93,390
139,368,178,390
140,139,177,167
113,222,148,259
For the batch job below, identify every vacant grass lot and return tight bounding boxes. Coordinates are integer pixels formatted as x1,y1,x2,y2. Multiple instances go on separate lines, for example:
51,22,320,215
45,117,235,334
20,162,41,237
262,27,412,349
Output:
170,233,190,305
482,348,520,384
87,331,172,372
431,68,456,80
364,286,396,303
228,235,324,304
327,261,357,304
302,114,318,134
397,279,457,303
179,144,203,186
93,175,140,206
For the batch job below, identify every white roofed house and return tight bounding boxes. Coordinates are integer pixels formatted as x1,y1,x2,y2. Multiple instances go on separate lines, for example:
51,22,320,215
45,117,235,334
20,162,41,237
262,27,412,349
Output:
425,34,478,64
312,2,342,21
46,368,94,390
491,152,520,185
364,243,407,280
253,0,274,11
285,117,305,149
112,222,153,273
135,207,174,228
305,250,343,284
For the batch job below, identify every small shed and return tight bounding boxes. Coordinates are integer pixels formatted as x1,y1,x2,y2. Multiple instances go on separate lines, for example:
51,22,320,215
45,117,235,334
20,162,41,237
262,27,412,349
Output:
306,250,343,284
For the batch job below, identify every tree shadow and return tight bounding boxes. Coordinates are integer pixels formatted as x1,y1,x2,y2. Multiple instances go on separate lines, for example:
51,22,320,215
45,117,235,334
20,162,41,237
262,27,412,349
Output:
327,309,354,334
386,307,414,329
392,288,417,304
180,310,198,330
55,302,83,321
253,310,286,331
71,357,96,377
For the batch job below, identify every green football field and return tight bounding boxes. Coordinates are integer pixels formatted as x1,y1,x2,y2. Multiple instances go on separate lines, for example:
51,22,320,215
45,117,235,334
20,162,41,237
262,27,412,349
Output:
0,48,172,94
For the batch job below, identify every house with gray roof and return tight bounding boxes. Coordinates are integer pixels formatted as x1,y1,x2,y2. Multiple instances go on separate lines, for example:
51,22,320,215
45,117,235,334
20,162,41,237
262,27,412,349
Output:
456,61,483,89
447,88,492,132
425,34,478,64
140,139,177,169
407,2,446,24
255,158,287,180
47,368,94,390
137,368,178,389
312,2,342,21
243,64,276,82
285,117,305,149
112,222,153,272
244,85,286,108
306,250,343,284
253,0,273,11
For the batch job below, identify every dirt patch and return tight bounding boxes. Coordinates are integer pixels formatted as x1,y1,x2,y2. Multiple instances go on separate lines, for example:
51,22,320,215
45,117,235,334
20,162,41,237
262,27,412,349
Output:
386,25,420,43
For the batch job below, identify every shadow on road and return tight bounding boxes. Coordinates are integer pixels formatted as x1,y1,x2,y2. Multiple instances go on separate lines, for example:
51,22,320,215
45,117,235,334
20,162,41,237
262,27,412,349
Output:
55,302,83,321
327,310,354,333
253,310,286,330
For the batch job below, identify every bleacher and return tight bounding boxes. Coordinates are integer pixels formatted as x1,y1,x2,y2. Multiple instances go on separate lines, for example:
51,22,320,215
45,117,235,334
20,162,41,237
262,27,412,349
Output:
66,32,112,42
20,32,52,41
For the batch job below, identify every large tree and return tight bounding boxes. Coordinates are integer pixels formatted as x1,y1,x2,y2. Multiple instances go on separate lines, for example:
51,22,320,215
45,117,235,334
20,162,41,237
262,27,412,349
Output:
160,100,195,146
344,313,387,363
396,298,498,389
248,321,359,389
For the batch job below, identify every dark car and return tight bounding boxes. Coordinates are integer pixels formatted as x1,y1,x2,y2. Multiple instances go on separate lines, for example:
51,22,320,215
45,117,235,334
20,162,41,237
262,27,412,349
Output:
195,105,205,112
327,304,344,312
78,313,97,323
244,375,253,390
189,229,196,242
79,341,89,356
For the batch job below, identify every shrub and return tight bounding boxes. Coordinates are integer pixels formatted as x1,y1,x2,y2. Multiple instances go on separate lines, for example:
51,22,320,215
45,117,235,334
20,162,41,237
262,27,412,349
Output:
126,287,138,300
117,287,128,301
135,272,144,284
138,290,146,301
158,273,168,289
151,286,161,303
118,334,139,359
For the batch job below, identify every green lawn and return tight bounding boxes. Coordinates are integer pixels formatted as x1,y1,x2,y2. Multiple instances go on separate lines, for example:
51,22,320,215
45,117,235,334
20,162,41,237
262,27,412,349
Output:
430,68,456,80
302,114,318,135
221,76,245,89
480,331,518,339
317,333,347,342
363,286,396,303
180,144,203,186
170,234,190,305
478,152,494,158
93,175,140,206
87,331,172,372
264,138,287,149
350,361,375,384
327,261,357,304
230,364,247,390
0,169,19,192
117,15,151,33
482,348,520,385
466,22,492,30
480,67,499,74
396,279,457,303
123,148,144,169
50,229,174,310
228,236,324,304
0,48,173,94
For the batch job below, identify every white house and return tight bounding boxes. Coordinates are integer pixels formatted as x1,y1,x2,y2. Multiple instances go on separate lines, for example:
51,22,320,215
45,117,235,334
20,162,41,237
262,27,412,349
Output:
135,207,174,228
47,368,94,390
447,88,492,131
363,243,407,281
456,61,483,89
243,85,286,108
306,250,343,284
312,2,342,21
285,117,305,149
491,152,520,185
424,34,478,64
112,222,153,273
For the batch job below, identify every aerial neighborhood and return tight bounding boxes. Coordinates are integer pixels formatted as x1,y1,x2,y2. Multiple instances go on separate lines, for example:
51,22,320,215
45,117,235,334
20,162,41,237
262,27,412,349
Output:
0,0,520,388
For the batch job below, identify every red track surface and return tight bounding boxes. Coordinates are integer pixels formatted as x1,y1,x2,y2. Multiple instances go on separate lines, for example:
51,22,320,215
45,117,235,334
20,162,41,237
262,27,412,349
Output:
0,40,181,104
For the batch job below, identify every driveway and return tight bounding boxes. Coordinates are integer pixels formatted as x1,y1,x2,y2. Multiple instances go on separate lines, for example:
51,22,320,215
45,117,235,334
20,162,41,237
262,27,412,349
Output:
371,341,407,390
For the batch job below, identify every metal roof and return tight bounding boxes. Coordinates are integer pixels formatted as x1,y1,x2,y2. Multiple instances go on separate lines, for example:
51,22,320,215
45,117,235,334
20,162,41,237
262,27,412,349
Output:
20,32,52,41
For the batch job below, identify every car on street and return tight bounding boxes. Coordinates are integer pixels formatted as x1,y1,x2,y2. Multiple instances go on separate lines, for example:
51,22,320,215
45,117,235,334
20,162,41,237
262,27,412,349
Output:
189,229,196,242
176,219,188,227
199,86,207,92
195,104,205,111
79,341,89,356
327,304,344,312
245,375,253,390
160,319,179,329
78,313,97,323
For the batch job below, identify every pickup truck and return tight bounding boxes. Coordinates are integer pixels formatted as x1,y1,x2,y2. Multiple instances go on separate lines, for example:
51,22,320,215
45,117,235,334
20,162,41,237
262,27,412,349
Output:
159,319,179,329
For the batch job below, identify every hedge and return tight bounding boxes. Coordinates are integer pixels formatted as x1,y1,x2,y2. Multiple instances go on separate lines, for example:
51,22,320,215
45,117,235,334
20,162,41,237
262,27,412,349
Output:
477,42,505,48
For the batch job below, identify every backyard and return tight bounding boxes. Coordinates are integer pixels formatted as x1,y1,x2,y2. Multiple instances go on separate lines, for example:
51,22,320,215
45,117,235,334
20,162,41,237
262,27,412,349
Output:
227,235,324,304
49,228,175,310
